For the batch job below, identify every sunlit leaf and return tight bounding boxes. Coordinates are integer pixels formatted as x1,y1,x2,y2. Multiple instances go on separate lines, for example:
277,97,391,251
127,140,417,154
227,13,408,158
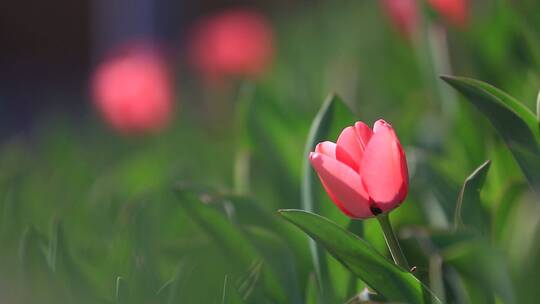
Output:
301,94,356,302
279,210,440,303
454,160,491,234
493,180,527,240
442,76,540,194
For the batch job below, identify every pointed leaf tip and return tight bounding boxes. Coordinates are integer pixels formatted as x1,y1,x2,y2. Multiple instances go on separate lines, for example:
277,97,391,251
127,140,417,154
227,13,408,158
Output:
454,160,491,233
441,75,540,194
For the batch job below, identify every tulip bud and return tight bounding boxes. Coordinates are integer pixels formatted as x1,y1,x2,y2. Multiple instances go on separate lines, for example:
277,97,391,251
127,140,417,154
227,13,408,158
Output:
309,120,408,219
427,0,469,27
380,0,419,40
188,8,275,82
92,44,174,134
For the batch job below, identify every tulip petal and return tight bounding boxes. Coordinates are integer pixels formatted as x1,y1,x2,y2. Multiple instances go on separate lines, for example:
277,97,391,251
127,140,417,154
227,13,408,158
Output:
336,127,362,171
335,123,373,172
361,120,408,210
310,152,372,218
315,141,336,158
354,121,373,147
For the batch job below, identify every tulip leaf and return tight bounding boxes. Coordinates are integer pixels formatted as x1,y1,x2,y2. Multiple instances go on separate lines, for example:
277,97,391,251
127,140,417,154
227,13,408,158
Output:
164,261,195,304
221,275,245,304
115,276,126,304
401,227,515,303
305,273,318,304
48,220,94,302
441,76,540,194
442,240,516,304
536,89,540,122
493,180,526,240
279,209,440,304
176,188,286,303
454,160,491,234
301,93,356,302
246,226,304,303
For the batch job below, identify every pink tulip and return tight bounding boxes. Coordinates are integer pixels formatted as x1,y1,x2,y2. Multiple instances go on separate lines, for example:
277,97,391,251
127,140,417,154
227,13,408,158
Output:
427,0,468,27
188,8,274,81
92,44,173,134
309,120,408,219
380,0,419,39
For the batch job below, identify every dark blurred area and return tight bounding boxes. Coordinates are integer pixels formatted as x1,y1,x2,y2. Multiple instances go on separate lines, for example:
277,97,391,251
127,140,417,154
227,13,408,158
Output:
0,0,286,138
0,0,90,135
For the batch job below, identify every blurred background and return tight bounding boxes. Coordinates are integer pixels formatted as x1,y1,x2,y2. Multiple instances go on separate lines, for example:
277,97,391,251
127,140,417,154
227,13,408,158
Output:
2,0,540,303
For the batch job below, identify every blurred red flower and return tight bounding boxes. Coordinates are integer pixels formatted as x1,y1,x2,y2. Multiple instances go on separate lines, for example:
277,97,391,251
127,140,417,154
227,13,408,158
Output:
380,0,419,39
189,9,275,81
310,120,408,219
428,0,468,27
92,44,174,135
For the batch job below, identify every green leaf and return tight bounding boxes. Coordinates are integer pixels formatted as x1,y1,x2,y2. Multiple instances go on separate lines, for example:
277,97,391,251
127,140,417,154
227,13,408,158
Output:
212,194,310,263
403,227,515,304
233,81,256,195
441,76,540,193
442,240,516,304
454,160,491,234
47,220,59,272
236,260,263,301
305,273,318,304
221,275,245,304
279,210,440,303
301,93,356,302
49,219,94,302
536,89,540,122
115,276,126,304
244,227,303,303
166,261,194,304
176,188,286,303
493,180,526,240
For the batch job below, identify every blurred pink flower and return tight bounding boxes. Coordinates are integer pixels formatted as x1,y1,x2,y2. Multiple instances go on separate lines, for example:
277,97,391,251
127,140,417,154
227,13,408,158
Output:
428,0,469,27
309,120,408,219
92,44,174,134
380,0,419,39
189,9,275,81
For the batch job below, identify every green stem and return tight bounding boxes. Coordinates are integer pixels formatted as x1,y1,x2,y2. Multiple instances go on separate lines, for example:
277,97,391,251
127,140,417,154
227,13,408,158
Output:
232,81,254,195
233,148,250,195
376,213,410,270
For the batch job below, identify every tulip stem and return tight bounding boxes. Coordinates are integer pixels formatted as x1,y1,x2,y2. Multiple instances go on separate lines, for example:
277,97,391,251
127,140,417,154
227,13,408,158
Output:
376,213,410,270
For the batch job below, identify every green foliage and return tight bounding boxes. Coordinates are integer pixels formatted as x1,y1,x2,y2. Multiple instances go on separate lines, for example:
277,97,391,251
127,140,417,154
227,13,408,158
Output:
453,160,491,234
279,210,439,304
4,1,540,303
300,93,356,302
442,76,540,193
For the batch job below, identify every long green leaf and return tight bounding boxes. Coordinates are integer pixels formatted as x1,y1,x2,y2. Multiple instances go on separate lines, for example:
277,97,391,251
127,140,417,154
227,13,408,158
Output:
221,275,245,304
301,93,355,302
402,227,515,303
454,160,491,234
442,240,516,304
177,188,286,302
245,227,302,303
166,261,194,304
279,210,439,303
115,276,126,304
441,76,540,193
493,180,526,240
